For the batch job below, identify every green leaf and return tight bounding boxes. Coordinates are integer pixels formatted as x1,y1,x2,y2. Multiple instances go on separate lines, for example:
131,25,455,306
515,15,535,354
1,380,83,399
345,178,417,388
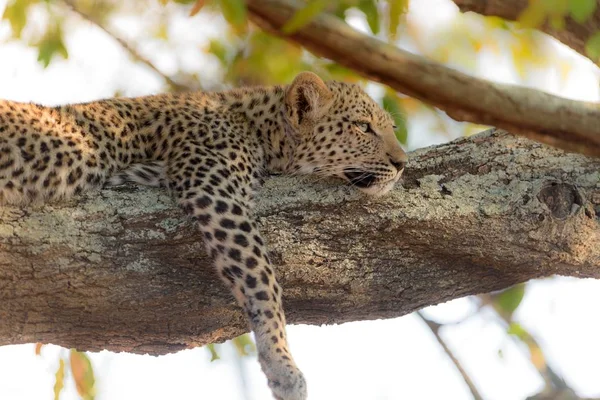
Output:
585,31,600,61
207,39,229,65
382,92,408,145
494,284,526,316
218,0,247,31
569,0,597,23
69,350,95,400
282,0,328,34
232,333,256,357
2,0,36,38
36,25,69,68
358,0,379,35
506,322,529,340
388,0,408,40
53,359,65,400
206,343,220,361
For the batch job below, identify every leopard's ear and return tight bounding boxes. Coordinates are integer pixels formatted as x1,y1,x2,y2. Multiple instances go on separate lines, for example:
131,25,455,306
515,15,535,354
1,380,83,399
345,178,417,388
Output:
285,72,333,129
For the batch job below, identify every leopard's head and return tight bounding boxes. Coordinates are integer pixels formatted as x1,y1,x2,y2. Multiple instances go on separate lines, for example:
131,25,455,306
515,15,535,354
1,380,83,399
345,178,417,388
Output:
284,72,407,196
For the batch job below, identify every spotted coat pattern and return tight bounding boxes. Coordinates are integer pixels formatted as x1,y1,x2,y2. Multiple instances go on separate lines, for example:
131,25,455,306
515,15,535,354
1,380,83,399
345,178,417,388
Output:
0,72,407,400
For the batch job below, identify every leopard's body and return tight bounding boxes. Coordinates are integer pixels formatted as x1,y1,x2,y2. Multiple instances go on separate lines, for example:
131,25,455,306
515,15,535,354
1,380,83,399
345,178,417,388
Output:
0,72,407,400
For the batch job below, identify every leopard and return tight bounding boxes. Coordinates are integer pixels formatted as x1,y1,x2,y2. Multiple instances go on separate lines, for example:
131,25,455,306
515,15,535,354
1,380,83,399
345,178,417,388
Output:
0,72,407,400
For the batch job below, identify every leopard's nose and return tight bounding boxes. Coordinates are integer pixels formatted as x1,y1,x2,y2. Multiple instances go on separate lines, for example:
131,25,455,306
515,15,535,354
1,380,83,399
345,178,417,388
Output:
390,159,405,171
387,152,407,172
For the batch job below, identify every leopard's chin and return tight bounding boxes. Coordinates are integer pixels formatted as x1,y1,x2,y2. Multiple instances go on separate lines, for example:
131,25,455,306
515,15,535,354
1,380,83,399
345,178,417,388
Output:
356,179,396,197
354,171,403,197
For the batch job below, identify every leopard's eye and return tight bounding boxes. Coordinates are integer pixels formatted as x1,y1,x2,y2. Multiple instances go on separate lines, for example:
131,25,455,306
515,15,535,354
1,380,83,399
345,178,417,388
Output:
356,122,371,133
392,124,397,130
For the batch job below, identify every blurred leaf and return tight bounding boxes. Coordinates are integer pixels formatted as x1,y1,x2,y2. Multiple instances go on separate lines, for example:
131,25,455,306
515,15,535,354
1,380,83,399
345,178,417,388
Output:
2,0,37,38
494,284,526,317
174,0,197,4
548,14,565,29
69,350,95,400
227,31,309,85
189,0,205,16
282,0,328,34
585,31,600,61
207,343,220,361
36,25,69,68
506,321,529,340
569,0,597,23
321,62,362,82
382,92,408,145
332,0,358,19
358,0,379,35
232,333,256,357
388,0,408,40
207,39,229,65
509,31,549,77
53,359,65,400
35,343,43,356
517,2,547,28
218,0,247,32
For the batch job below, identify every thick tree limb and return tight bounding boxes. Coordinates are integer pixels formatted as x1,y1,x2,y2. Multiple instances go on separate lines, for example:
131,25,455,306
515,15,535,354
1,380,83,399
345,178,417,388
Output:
244,0,600,157
1,129,598,355
452,0,600,59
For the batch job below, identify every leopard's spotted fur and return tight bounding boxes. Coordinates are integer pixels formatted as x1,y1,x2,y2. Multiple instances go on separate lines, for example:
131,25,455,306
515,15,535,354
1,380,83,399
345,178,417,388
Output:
0,72,407,400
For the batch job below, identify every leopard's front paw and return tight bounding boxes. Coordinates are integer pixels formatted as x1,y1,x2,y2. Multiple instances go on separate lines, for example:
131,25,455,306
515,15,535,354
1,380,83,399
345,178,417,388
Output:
263,359,307,400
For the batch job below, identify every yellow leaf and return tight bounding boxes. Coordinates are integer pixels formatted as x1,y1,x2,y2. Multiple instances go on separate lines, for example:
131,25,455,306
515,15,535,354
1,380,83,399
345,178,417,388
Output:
35,343,43,356
517,2,547,28
69,350,96,400
232,333,256,357
53,359,65,400
189,0,205,16
388,0,409,40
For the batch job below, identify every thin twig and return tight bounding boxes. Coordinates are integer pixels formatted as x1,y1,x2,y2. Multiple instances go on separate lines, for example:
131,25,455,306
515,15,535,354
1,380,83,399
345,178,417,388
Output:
417,311,485,400
61,0,191,92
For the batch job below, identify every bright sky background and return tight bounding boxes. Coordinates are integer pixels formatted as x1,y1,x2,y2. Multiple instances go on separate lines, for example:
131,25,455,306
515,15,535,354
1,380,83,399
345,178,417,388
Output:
0,0,599,399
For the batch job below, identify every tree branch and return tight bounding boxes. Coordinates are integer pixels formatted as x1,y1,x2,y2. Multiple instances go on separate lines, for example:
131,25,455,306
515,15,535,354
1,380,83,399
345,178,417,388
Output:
243,0,600,157
452,0,600,60
417,312,484,400
1,129,598,355
61,0,192,92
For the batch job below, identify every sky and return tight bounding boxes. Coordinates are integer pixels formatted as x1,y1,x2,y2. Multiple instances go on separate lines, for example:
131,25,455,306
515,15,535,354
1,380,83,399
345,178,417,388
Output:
0,0,599,399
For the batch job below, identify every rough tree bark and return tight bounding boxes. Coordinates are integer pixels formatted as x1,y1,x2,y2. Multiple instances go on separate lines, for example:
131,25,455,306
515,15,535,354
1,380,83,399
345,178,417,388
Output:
244,0,600,157
1,129,598,355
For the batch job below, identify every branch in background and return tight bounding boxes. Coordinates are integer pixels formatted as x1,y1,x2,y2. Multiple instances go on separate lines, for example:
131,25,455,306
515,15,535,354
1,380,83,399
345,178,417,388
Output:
244,0,600,157
452,0,600,60
61,0,192,92
417,312,484,400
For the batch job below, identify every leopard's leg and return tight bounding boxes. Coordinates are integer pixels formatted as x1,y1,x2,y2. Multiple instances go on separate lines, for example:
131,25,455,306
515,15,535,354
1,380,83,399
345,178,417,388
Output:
104,160,168,188
168,145,306,400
